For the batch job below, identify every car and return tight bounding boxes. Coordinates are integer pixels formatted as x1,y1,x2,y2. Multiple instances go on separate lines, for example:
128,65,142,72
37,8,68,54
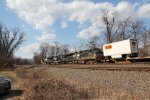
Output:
0,77,11,94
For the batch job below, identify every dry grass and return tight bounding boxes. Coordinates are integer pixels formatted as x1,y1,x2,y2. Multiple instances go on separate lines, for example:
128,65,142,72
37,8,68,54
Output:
15,67,92,100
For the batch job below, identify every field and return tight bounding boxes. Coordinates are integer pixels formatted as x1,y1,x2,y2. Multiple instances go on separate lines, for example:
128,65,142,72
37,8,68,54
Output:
0,63,150,100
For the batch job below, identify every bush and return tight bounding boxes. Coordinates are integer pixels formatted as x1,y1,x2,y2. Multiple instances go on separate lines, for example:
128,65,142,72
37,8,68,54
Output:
0,58,14,70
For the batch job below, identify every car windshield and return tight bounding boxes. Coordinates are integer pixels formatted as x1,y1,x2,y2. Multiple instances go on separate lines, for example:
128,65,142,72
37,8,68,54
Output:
0,77,10,81
0,77,5,80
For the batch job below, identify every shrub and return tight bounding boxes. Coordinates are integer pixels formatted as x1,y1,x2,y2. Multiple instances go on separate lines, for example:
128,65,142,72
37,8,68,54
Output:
0,58,14,70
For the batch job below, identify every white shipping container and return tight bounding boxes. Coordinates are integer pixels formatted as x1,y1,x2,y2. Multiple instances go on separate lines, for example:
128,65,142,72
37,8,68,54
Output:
103,39,138,58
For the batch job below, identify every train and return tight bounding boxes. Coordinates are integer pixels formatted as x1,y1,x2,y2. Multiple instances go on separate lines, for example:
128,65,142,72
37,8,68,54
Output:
42,39,149,64
42,48,104,64
103,39,139,62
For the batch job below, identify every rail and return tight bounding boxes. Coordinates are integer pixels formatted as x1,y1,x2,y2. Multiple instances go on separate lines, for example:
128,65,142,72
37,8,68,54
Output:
49,63,150,71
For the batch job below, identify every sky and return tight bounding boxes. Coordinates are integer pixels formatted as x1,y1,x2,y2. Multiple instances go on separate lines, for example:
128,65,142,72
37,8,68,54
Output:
0,0,150,58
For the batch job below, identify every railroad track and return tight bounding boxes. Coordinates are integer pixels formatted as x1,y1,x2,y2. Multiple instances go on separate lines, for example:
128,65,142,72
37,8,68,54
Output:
71,66,150,71
49,63,150,71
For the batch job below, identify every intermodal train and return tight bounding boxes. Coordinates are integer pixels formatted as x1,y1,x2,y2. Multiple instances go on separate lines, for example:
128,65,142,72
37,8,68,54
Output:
42,39,149,64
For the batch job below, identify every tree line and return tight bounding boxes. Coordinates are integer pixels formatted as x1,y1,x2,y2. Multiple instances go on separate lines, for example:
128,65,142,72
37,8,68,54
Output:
101,10,150,44
33,42,70,64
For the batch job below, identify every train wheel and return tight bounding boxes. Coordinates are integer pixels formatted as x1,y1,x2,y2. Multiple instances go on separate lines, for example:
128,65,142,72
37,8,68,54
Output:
130,59,136,63
84,60,88,64
89,61,92,64
84,61,87,64
94,61,97,64
114,59,117,63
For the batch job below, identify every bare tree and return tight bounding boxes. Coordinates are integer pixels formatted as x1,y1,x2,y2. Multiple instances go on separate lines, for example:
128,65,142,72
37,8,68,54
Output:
87,35,101,49
33,52,42,64
129,20,144,40
40,43,49,58
61,44,70,55
39,42,70,58
47,45,55,57
116,17,131,41
101,10,146,44
0,23,24,58
53,42,61,56
73,45,78,53
102,10,118,43
139,28,150,56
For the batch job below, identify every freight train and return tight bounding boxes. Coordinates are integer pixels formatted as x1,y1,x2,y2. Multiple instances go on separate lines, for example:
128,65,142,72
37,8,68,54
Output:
42,48,104,64
42,39,149,64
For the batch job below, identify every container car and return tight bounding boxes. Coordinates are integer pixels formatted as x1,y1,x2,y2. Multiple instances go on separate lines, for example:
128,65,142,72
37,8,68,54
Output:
103,39,138,62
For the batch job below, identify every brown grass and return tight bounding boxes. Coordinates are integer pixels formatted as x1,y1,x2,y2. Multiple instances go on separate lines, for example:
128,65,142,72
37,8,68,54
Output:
15,67,92,100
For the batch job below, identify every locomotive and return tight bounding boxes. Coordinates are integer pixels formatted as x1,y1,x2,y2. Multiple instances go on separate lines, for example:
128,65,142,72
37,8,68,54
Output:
43,48,104,64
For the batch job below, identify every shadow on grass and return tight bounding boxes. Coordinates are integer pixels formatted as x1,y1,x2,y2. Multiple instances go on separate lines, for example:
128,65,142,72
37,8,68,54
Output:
0,90,23,99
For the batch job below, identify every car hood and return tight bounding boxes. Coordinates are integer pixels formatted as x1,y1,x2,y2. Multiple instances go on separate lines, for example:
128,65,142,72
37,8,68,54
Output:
0,77,11,82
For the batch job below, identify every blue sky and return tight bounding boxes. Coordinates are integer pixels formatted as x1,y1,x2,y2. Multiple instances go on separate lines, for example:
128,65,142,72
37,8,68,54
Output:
0,0,150,58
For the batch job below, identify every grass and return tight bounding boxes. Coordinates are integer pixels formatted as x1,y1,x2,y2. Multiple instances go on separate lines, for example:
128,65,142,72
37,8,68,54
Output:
15,67,92,100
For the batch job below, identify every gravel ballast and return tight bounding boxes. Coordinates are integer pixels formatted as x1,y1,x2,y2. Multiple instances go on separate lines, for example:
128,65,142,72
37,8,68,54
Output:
46,66,150,100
